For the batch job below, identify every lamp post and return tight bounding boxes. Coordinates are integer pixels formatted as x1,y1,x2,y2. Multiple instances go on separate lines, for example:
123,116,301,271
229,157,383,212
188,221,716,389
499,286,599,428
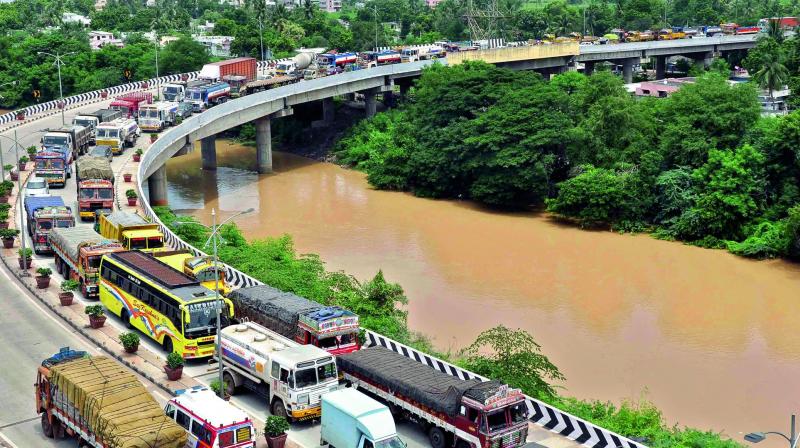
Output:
0,131,28,272
373,5,379,51
174,207,254,398
0,80,18,180
37,51,75,126
745,414,799,447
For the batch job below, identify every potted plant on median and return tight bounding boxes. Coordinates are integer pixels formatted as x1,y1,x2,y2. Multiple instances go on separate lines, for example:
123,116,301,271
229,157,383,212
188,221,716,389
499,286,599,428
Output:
119,331,140,354
264,416,290,448
150,133,159,143
126,189,138,206
8,165,18,181
18,155,28,172
133,148,143,162
210,379,232,400
164,351,184,381
123,173,133,182
18,247,32,269
60,279,79,306
15,110,25,120
35,267,52,289
85,304,106,328
0,180,13,202
26,146,37,158
0,210,9,229
1,228,18,248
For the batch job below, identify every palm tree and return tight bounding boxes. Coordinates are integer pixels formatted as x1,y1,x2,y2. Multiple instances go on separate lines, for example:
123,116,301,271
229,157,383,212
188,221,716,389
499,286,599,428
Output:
754,51,790,109
302,0,316,20
767,18,784,43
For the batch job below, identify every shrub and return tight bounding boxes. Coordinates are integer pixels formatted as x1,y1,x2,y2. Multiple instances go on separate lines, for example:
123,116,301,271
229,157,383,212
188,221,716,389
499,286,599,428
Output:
126,189,138,199
36,267,52,277
0,228,19,238
118,332,140,349
61,279,80,292
84,305,104,317
18,155,28,163
264,415,290,437
166,351,184,368
18,247,32,258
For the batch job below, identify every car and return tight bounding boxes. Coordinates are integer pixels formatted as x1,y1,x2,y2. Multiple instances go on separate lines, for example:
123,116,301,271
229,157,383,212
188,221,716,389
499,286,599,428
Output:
175,102,193,120
24,177,50,197
87,145,113,162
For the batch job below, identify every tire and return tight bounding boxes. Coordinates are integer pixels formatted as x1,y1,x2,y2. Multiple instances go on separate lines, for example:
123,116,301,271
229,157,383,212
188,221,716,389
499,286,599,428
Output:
53,419,65,439
121,309,133,328
41,413,53,438
63,265,71,280
222,371,236,396
271,400,289,421
455,439,472,448
55,257,62,275
428,427,447,448
163,336,174,354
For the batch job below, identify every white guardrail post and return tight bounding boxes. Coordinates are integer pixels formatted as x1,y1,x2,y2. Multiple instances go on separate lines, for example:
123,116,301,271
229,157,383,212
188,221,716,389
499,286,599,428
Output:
134,60,649,448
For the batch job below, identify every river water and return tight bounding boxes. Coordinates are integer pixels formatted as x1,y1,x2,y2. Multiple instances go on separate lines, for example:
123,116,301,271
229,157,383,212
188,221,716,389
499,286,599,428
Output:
165,141,800,445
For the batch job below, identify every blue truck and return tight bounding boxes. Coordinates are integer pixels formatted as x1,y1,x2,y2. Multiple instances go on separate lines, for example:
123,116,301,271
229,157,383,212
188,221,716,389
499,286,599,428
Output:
186,81,231,112
24,196,75,254
34,150,71,187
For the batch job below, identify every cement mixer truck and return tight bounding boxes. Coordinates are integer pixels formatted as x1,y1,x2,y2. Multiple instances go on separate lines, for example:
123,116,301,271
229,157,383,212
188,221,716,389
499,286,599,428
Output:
276,52,316,76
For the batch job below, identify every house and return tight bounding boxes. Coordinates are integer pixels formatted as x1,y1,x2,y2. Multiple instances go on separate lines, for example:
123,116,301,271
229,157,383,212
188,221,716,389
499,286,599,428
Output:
426,0,441,7
319,0,341,12
635,78,695,97
193,35,235,57
89,31,124,50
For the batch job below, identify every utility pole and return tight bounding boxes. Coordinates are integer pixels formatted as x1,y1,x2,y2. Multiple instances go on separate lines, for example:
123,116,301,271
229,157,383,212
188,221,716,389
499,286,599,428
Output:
37,51,74,126
212,208,223,399
13,130,27,275
373,5,379,51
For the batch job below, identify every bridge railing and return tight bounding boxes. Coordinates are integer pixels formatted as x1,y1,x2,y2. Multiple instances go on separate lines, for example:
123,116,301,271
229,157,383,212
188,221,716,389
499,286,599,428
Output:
136,62,647,448
447,43,579,65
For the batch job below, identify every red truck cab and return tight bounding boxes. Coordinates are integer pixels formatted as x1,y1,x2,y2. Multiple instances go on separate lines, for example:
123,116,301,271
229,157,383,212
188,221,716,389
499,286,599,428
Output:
297,306,360,355
110,92,153,119
78,180,114,220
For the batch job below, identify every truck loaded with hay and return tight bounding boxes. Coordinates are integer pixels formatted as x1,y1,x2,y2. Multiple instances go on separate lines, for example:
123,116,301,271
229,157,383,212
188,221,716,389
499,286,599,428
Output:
35,347,187,448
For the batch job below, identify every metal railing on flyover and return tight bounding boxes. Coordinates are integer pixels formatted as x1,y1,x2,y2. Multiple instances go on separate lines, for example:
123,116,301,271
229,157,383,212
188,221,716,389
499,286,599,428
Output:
137,60,648,448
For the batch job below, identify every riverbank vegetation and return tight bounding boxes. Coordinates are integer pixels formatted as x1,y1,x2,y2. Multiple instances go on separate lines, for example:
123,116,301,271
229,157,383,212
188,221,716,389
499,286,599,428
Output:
333,60,800,260
154,205,741,446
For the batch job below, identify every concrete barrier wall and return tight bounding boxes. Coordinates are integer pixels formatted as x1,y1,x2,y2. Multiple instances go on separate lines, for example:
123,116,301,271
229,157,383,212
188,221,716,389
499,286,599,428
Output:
136,61,647,448
447,43,579,65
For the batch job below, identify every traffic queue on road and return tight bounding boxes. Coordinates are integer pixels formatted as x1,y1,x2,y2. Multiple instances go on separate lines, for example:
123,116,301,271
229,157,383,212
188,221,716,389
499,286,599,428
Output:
15,51,534,448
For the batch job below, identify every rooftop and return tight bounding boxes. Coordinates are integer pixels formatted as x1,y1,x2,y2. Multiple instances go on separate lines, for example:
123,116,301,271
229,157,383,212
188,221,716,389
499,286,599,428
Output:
172,387,250,428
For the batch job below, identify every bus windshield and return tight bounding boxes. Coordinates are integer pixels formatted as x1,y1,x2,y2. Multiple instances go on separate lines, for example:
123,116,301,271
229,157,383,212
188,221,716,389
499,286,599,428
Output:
185,301,229,336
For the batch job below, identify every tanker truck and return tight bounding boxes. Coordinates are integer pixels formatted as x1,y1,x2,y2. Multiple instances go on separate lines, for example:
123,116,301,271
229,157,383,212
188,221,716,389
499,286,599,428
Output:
275,52,316,76
228,284,360,355
338,346,530,448
35,347,187,448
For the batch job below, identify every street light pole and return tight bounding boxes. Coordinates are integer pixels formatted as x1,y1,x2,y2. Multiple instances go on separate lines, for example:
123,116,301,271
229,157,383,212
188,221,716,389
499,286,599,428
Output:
37,52,75,126
13,130,27,275
373,5,379,51
745,414,799,447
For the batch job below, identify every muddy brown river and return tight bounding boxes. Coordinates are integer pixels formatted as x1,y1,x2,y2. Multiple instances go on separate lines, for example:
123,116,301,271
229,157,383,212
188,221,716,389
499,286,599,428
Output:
165,141,800,445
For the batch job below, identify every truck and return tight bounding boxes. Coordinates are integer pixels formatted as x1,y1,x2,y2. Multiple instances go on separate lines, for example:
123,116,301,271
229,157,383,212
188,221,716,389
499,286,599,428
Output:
165,386,256,448
41,125,90,158
199,57,257,82
338,347,530,448
219,321,341,421
110,91,153,119
228,75,302,97
34,150,71,187
162,83,186,102
400,44,444,62
275,53,316,76
99,211,165,251
317,52,359,75
24,196,74,254
75,157,114,220
228,284,360,355
95,118,140,155
87,108,122,123
361,50,402,68
152,249,229,295
186,82,231,112
35,348,187,448
49,227,124,299
759,16,800,31
71,116,100,144
138,101,179,132
320,388,404,448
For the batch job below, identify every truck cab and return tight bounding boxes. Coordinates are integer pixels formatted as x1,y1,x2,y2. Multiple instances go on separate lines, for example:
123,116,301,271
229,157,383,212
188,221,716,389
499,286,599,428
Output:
321,388,406,448
78,180,114,220
40,132,74,163
138,102,178,132
25,196,75,253
298,307,360,355
165,386,256,448
162,83,186,102
34,151,71,186
72,116,100,143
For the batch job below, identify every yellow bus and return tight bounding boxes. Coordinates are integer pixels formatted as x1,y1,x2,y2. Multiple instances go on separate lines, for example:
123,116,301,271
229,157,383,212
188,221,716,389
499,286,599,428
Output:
98,250,234,359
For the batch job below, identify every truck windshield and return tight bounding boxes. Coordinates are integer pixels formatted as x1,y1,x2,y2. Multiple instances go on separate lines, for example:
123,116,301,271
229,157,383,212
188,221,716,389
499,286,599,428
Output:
98,188,113,199
37,220,53,230
148,237,164,248
375,436,406,448
185,301,229,336
188,90,201,100
80,188,97,199
293,368,318,389
56,219,72,228
43,136,68,146
74,119,93,127
166,86,179,93
87,255,102,269
509,402,527,423
277,63,291,71
485,410,508,434
36,159,64,170
195,268,224,282
317,362,337,382
318,333,355,349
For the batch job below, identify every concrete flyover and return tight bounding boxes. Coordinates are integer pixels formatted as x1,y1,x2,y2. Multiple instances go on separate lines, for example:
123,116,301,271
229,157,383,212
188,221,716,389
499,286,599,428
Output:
138,60,649,448
577,34,758,81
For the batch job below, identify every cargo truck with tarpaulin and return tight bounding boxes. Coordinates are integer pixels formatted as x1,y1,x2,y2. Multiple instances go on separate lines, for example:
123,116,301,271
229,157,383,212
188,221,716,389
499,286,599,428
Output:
99,211,164,251
49,227,124,299
75,157,114,220
24,196,74,253
99,250,235,358
165,386,256,448
153,249,229,295
228,284,360,355
337,347,529,448
219,321,341,421
35,347,187,448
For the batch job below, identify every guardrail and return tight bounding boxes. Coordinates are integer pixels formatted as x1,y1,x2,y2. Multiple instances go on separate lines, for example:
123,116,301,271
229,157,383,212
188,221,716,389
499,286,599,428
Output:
136,62,647,448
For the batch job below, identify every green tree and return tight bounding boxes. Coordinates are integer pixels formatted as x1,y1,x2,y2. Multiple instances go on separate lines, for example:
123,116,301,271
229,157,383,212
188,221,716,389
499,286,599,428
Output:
157,35,209,75
460,326,564,399
753,50,789,105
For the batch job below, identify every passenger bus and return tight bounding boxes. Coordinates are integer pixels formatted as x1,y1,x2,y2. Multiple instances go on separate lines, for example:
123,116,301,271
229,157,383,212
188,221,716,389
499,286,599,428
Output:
98,250,234,359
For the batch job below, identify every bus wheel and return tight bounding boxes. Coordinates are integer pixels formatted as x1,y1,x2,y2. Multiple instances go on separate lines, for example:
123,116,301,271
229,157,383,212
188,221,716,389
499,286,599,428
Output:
271,400,289,421
163,337,174,354
121,309,133,329
222,371,237,396
41,413,53,438
428,427,447,448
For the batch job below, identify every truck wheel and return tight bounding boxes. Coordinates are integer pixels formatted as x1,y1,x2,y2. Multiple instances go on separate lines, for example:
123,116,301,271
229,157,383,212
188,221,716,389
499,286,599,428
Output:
55,258,62,275
222,371,237,396
41,413,53,438
271,400,289,421
428,427,447,448
53,419,65,439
